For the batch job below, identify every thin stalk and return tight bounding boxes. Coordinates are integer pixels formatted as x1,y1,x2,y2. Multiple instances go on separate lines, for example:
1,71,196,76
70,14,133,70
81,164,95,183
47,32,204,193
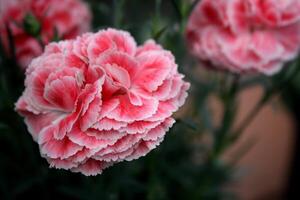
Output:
232,57,300,142
212,74,240,158
113,0,125,28
232,91,270,141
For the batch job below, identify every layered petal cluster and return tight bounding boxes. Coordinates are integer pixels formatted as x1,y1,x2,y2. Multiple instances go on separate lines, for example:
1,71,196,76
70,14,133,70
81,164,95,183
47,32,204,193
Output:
186,0,300,75
16,28,190,176
0,0,91,68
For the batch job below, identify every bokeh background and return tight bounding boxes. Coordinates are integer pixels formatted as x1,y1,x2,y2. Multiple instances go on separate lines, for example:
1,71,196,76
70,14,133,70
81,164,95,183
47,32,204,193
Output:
1,0,300,199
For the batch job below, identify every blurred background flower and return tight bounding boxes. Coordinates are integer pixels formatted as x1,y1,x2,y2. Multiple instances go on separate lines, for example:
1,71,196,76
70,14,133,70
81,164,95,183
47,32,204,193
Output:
0,0,91,69
186,0,300,75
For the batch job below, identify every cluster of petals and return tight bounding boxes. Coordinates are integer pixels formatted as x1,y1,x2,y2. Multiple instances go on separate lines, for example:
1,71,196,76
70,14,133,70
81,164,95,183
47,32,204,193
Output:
16,28,190,176
186,0,300,75
0,0,91,68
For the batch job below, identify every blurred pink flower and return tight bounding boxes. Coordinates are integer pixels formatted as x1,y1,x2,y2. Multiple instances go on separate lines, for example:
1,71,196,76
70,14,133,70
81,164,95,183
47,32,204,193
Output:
15,28,190,176
186,0,300,75
0,0,91,69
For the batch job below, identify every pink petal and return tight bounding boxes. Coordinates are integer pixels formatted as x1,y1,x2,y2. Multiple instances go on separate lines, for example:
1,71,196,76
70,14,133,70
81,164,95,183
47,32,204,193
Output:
24,112,61,141
108,95,158,122
96,51,138,77
98,98,120,119
93,146,135,162
80,97,102,131
40,137,83,159
44,76,80,112
104,63,131,88
146,82,189,121
48,158,79,170
136,39,163,55
227,0,250,34
87,31,115,62
67,125,116,149
105,134,144,153
152,79,173,101
125,141,151,161
91,118,127,131
71,159,112,176
134,51,173,92
86,129,125,140
128,90,143,106
102,28,137,56
120,120,162,134
251,31,284,61
143,118,175,141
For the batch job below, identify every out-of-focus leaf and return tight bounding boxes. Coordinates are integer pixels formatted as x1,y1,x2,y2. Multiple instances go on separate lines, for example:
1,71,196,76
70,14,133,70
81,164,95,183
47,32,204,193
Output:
153,25,169,41
51,27,60,42
23,13,41,37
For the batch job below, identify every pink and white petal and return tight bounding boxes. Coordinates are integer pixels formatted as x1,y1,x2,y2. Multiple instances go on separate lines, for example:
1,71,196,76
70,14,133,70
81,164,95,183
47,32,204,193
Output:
128,90,142,106
146,82,189,122
67,126,116,149
152,79,173,101
66,147,96,163
25,68,55,112
80,97,102,131
84,65,105,84
24,112,61,141
136,39,163,56
134,51,173,92
96,52,138,77
103,28,137,56
40,137,83,159
191,0,225,27
15,95,41,115
87,31,116,63
98,98,120,119
166,76,185,100
86,129,124,140
108,96,158,122
54,111,81,139
103,63,131,88
250,31,284,62
222,35,262,70
108,134,144,152
48,158,79,170
275,24,300,60
91,118,127,131
257,60,283,75
145,100,177,122
144,138,165,150
227,0,251,34
73,32,93,61
125,141,152,161
143,118,175,141
120,120,162,134
80,77,104,116
93,146,135,162
44,76,80,112
71,159,112,176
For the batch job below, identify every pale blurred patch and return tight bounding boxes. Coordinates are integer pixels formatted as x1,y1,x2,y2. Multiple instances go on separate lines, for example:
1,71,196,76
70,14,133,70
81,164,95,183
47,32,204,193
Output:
222,86,296,200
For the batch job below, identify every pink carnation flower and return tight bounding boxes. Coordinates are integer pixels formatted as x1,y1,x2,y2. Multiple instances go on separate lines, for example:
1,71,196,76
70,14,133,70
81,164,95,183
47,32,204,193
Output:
15,28,190,176
186,0,300,75
0,0,91,69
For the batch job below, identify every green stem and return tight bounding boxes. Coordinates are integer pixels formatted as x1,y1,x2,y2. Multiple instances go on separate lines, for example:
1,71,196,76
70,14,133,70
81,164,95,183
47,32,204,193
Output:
212,74,239,158
113,0,125,28
231,91,270,141
231,57,300,142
